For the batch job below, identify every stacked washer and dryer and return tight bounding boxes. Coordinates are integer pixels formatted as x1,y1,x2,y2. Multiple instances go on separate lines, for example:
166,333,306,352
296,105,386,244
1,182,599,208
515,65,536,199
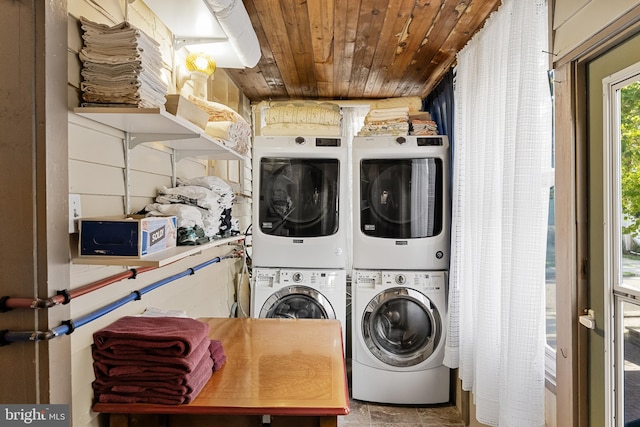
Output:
250,135,348,349
351,135,451,405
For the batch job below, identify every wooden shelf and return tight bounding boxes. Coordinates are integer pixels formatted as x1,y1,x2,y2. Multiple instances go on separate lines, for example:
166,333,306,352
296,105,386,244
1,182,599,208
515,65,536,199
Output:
72,235,244,267
73,107,244,161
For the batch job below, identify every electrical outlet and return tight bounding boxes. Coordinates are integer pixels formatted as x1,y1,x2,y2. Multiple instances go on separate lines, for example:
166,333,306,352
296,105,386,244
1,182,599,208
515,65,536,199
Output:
69,194,82,233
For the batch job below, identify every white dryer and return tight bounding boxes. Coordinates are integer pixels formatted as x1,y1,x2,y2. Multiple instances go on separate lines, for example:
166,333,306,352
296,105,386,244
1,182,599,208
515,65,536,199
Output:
252,136,348,269
352,135,450,270
351,269,450,404
251,267,347,349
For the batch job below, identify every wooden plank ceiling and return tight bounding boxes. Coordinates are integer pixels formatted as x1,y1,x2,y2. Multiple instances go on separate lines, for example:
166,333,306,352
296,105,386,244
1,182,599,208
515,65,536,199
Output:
226,0,501,103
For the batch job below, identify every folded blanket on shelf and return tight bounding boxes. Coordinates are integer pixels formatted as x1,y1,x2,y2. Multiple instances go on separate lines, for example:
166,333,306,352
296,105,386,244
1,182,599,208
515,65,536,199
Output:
143,203,204,230
178,176,233,194
93,316,209,357
365,106,410,122
155,186,220,211
369,96,423,113
204,121,250,155
260,122,341,136
264,101,341,126
187,96,246,123
182,96,251,155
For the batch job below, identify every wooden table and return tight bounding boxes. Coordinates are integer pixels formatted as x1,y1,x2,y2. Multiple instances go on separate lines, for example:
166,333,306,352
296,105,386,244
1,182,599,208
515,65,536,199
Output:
93,317,350,427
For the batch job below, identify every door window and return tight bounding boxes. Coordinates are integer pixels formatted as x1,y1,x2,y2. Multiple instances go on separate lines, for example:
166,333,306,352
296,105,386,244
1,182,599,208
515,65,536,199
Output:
258,158,340,237
604,64,640,426
260,286,335,320
359,158,443,239
362,287,441,367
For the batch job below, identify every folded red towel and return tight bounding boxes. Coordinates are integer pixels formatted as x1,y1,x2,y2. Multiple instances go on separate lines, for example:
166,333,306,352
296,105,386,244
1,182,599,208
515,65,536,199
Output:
213,354,227,371
93,352,214,395
93,348,214,405
98,392,184,405
93,316,209,358
208,339,226,371
92,333,210,373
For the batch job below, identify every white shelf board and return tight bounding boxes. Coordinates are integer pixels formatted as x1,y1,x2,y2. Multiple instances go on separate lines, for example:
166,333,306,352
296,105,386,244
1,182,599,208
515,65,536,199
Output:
72,235,244,267
73,107,244,161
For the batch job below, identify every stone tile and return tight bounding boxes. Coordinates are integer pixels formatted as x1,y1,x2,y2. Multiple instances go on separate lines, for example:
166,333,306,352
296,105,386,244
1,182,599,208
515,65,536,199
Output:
416,405,465,426
371,424,423,427
368,403,421,424
340,398,370,425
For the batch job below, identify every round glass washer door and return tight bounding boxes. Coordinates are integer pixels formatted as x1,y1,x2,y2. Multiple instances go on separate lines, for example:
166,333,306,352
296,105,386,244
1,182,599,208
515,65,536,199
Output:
361,287,441,367
259,285,336,320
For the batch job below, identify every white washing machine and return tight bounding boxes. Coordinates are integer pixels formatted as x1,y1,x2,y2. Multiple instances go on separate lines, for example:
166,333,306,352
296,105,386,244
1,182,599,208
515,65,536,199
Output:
252,136,349,269
251,267,347,349
351,269,450,405
352,135,450,270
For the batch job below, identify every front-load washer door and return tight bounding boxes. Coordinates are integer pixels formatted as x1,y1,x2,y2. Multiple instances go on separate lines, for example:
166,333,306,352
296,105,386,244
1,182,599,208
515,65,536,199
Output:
361,287,441,367
359,158,443,239
259,158,339,238
259,285,337,320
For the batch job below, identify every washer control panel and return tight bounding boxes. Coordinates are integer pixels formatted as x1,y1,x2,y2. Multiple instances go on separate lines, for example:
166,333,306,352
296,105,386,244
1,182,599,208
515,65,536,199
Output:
354,270,446,291
279,269,339,290
353,270,382,288
254,269,280,288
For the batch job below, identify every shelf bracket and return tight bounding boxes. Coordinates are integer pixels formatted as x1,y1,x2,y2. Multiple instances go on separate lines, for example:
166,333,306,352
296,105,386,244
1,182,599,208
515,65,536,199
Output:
171,150,178,188
173,36,227,51
127,133,197,149
124,134,132,214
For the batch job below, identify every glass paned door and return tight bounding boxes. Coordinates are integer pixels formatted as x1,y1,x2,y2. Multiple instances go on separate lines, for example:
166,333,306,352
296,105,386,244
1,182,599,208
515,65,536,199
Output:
605,66,640,426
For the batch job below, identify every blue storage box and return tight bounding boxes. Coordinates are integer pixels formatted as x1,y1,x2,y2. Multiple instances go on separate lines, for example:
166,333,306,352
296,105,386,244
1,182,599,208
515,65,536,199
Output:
79,215,177,257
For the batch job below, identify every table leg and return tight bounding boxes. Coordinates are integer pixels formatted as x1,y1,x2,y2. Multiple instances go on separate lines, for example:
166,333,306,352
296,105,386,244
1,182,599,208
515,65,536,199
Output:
108,414,129,427
318,416,337,427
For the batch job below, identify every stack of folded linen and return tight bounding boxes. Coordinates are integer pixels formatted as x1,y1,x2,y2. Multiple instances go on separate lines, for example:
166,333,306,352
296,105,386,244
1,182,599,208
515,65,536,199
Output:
260,101,342,136
410,119,439,135
409,112,439,136
357,96,427,136
78,17,168,108
357,106,410,136
140,176,238,244
187,96,252,155
92,316,225,405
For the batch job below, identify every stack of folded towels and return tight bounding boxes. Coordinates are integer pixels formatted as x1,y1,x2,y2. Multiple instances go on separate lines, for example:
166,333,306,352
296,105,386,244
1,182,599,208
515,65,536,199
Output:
357,96,424,136
92,316,226,405
78,17,168,108
409,112,439,136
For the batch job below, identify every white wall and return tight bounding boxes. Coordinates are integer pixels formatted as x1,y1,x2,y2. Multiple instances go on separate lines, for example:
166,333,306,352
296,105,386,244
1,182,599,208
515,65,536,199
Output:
553,0,640,58
66,1,251,425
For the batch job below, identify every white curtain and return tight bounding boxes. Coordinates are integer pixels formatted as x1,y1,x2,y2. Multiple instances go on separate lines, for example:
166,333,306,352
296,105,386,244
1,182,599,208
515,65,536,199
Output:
444,0,552,426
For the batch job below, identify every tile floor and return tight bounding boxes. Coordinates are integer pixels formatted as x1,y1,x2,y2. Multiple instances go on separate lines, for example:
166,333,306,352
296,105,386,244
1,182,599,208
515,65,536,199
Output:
341,359,465,427
339,398,465,427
